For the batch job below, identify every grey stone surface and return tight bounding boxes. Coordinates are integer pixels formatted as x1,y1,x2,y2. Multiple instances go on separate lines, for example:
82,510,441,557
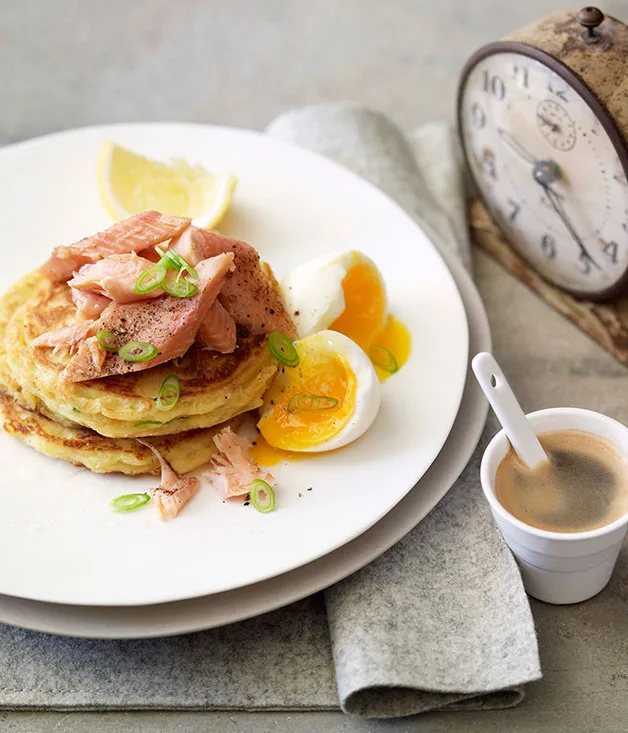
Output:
1,0,627,146
1,0,627,730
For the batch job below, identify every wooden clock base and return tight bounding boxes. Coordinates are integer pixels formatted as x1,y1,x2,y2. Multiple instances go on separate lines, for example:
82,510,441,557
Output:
468,197,628,368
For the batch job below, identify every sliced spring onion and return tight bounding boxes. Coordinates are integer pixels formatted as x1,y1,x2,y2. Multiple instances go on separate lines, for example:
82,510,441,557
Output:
119,341,159,363
149,247,198,297
250,479,276,514
135,420,164,429
156,374,180,411
109,493,150,513
287,393,339,414
162,275,198,298
155,246,182,271
96,330,118,352
155,246,198,280
267,331,299,367
134,262,167,294
155,246,175,268
369,345,398,373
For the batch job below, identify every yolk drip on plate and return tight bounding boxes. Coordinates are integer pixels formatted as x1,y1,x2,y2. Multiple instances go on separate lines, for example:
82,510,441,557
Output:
371,315,412,381
257,338,357,452
249,434,303,466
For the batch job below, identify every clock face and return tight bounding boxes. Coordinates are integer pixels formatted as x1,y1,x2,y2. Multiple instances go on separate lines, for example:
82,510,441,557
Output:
459,49,628,297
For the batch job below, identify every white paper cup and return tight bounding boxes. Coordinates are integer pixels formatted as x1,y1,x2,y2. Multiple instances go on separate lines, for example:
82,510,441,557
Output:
480,408,628,605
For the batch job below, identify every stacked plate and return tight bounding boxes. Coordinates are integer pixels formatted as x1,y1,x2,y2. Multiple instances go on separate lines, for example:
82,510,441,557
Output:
0,124,490,638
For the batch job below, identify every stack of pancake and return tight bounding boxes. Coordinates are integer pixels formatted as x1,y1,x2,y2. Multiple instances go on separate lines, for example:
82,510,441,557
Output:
0,268,278,475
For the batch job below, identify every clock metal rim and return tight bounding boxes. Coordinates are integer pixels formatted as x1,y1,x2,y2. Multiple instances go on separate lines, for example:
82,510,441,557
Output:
457,40,628,302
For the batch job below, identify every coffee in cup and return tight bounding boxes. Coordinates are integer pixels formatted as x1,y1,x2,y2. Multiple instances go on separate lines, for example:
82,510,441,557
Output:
495,430,628,533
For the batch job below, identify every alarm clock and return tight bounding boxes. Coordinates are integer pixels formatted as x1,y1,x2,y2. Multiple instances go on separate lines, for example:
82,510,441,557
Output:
457,7,628,300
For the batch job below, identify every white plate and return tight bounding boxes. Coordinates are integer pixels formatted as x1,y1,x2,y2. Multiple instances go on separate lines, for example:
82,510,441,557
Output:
0,244,489,637
0,124,468,606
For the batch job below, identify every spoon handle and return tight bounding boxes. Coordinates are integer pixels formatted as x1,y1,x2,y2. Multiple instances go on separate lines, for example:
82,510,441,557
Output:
472,352,548,469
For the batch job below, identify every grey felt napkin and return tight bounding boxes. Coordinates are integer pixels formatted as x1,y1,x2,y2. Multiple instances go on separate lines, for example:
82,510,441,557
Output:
268,103,541,717
0,103,541,719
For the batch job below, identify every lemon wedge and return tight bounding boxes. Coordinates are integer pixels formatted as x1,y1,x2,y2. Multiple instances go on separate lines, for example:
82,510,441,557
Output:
97,141,237,229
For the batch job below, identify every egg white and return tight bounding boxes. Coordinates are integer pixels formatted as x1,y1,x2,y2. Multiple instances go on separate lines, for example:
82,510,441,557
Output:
280,251,385,339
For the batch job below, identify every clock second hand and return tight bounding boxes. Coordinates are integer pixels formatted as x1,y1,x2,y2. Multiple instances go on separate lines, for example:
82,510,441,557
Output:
537,176,600,270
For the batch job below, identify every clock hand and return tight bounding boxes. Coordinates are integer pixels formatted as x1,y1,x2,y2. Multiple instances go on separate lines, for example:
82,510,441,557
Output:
541,184,600,269
496,134,600,270
531,160,599,268
537,114,560,133
496,128,539,164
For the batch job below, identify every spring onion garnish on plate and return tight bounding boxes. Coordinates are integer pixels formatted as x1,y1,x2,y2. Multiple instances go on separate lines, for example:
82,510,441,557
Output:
267,331,299,367
156,374,180,411
134,249,198,298
287,393,339,413
155,246,198,280
135,420,164,429
369,345,398,373
250,479,275,514
96,330,118,352
162,275,198,298
119,341,159,363
134,262,167,294
109,493,151,513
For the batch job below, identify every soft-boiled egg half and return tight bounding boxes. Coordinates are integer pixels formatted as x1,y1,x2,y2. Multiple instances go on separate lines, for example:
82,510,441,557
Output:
257,330,381,452
280,250,411,380
281,250,386,349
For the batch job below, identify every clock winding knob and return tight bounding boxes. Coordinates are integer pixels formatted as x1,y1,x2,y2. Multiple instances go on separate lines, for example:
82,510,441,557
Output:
577,6,605,43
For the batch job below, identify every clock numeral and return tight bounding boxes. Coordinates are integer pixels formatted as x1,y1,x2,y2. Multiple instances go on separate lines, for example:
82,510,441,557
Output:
482,149,496,178
541,233,556,260
482,70,506,101
547,77,568,102
471,103,486,129
578,252,593,275
506,198,520,224
603,241,619,265
513,64,529,88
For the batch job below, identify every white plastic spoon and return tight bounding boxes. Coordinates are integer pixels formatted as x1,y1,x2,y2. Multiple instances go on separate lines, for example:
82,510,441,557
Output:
472,351,549,469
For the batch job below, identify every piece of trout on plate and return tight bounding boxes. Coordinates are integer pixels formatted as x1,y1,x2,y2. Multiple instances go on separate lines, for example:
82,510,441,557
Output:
63,253,235,381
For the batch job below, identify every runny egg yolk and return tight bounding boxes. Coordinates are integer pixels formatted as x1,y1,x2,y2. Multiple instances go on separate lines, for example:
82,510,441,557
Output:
258,339,357,452
328,261,411,382
329,261,387,352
